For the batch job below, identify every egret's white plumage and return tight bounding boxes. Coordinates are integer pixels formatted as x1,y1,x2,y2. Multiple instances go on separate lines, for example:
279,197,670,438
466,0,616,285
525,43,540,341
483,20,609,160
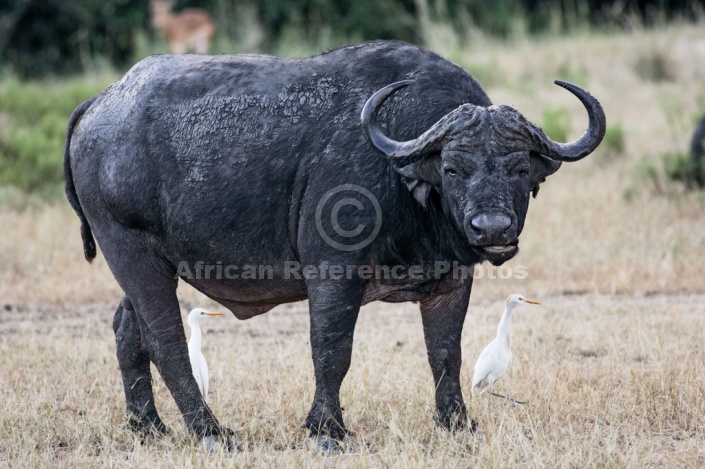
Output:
472,294,540,397
187,308,223,397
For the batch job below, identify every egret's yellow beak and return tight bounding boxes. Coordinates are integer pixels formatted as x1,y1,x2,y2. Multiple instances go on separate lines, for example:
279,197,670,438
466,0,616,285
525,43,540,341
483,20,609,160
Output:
523,299,540,305
205,311,223,316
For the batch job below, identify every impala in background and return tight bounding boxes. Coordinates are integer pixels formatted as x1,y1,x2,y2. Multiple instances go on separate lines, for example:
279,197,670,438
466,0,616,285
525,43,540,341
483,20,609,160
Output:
149,0,215,54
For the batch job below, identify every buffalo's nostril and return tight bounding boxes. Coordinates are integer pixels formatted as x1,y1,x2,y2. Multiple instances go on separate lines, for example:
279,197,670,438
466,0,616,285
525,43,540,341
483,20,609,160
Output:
496,215,512,232
469,216,484,233
470,214,512,234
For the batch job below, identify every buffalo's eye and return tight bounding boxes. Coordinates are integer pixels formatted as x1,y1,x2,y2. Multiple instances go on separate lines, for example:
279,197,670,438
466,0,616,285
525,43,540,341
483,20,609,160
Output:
511,164,529,177
445,168,459,177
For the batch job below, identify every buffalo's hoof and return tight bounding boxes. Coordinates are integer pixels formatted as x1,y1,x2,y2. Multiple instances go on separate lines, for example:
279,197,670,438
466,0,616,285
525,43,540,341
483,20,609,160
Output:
435,413,478,433
201,434,241,454
200,426,240,453
309,434,344,455
123,415,169,438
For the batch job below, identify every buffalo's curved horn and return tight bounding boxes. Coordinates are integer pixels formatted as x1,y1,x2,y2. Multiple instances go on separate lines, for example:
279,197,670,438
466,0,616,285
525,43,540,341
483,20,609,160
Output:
529,80,606,162
361,80,448,159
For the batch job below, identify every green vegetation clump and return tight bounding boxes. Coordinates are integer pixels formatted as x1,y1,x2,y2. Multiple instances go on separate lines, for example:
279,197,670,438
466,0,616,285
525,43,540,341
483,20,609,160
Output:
0,76,113,195
540,107,571,142
631,150,705,199
664,150,705,190
540,110,625,164
597,123,626,162
0,0,147,78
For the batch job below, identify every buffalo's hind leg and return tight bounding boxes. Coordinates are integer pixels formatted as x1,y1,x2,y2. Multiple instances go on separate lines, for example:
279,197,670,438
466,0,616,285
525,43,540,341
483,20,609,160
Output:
113,294,166,435
127,280,235,449
302,279,364,452
103,240,235,450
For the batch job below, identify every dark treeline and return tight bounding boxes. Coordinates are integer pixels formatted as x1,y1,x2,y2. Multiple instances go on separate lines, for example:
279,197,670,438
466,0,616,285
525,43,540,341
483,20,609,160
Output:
0,0,703,78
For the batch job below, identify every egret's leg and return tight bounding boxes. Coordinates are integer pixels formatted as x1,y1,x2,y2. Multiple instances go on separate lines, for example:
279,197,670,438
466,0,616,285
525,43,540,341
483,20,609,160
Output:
489,391,525,405
420,278,476,431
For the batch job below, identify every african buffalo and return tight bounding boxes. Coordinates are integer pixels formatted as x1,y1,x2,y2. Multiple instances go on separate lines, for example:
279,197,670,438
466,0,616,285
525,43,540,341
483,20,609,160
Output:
64,41,605,450
689,113,705,188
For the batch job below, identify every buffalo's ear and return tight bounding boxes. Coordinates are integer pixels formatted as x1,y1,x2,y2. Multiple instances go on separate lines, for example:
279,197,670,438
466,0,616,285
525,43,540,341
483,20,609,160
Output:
529,152,561,198
394,155,442,208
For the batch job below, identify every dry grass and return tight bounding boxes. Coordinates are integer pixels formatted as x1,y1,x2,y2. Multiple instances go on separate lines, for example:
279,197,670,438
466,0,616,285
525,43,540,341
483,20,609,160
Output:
1,296,704,466
1,22,705,467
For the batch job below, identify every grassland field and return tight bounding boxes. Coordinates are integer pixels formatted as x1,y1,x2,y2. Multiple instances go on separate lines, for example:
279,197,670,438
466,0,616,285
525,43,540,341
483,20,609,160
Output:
1,22,705,467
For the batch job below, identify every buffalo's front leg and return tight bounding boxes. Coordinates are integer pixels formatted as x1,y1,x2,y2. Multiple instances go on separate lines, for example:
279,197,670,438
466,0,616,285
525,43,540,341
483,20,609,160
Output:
302,279,363,444
113,296,166,435
420,277,475,430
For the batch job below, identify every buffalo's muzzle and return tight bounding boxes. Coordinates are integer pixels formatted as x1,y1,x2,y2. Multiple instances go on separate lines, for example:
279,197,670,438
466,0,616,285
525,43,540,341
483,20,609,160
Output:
465,212,517,248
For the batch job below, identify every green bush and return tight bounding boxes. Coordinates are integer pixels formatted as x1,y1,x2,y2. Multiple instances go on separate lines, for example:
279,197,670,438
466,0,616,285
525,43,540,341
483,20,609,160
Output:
596,123,626,162
541,107,571,142
664,150,705,190
0,75,114,195
632,150,705,199
254,0,419,45
0,0,147,78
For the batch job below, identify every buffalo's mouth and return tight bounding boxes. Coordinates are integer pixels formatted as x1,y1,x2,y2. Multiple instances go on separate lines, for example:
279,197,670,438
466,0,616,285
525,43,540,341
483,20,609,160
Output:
476,243,519,265
482,245,517,255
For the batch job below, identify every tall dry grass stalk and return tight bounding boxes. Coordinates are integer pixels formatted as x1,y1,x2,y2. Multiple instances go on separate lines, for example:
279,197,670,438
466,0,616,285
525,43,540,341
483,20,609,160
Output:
1,22,705,466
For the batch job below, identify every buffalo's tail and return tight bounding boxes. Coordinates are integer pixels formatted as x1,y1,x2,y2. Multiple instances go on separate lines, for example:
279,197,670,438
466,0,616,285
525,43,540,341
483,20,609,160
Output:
64,96,99,262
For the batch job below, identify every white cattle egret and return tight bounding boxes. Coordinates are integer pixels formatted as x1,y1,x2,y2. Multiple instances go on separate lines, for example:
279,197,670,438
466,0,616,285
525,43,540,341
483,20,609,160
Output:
187,308,223,397
471,294,540,403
